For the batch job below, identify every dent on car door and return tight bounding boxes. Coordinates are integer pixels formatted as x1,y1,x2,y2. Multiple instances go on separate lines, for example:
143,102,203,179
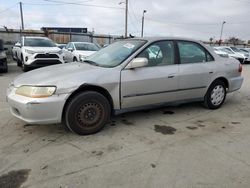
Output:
121,40,179,109
177,41,215,100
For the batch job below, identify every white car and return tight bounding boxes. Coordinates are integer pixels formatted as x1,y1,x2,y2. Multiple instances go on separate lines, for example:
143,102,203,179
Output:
238,48,250,63
63,42,100,62
12,42,21,62
213,47,229,58
16,36,64,71
216,47,245,63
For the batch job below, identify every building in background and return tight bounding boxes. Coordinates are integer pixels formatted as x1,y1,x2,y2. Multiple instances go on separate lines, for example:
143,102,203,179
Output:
41,27,88,34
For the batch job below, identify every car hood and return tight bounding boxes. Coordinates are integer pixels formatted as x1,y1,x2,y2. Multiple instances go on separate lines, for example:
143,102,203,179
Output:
13,62,118,94
23,46,61,53
75,50,96,57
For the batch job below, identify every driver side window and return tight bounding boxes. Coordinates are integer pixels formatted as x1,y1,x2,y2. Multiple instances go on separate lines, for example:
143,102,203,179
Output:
136,41,175,67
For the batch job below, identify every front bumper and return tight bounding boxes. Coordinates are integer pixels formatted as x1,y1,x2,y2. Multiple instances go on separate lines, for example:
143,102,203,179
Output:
7,87,68,124
24,53,64,67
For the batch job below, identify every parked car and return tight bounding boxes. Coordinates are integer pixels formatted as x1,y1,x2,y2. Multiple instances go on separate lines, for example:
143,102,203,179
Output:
0,40,8,73
63,42,100,62
216,47,246,63
230,46,250,63
238,48,250,63
12,42,21,63
7,37,243,135
213,47,229,58
15,36,64,72
56,43,66,49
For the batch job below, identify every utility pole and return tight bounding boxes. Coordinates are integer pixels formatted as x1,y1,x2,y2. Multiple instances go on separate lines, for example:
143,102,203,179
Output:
125,0,128,38
141,10,146,37
19,2,24,30
219,21,226,46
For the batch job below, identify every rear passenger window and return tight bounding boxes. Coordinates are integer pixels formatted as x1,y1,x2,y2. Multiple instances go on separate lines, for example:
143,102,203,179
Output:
178,41,214,64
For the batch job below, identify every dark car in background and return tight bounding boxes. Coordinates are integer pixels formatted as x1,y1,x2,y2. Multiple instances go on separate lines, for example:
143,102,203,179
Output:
0,39,8,73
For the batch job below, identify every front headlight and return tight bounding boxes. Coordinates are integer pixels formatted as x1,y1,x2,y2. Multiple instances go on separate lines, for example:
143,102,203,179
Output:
79,54,86,61
16,86,56,98
25,49,35,54
57,50,63,55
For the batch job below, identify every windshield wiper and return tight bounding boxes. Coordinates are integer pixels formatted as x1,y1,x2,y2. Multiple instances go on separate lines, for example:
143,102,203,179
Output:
83,60,100,66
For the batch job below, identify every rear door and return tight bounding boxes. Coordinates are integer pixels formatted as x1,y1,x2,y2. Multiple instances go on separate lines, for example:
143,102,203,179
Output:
121,40,179,109
176,41,216,100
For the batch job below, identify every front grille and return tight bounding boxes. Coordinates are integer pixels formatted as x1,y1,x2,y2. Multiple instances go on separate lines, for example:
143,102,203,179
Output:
33,60,62,66
35,54,59,59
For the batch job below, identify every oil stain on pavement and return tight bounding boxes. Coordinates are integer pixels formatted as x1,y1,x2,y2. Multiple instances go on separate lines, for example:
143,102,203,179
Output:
0,169,30,188
154,125,177,135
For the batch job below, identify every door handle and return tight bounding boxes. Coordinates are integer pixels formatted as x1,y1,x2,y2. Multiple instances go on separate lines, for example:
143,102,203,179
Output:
168,75,175,78
209,71,214,74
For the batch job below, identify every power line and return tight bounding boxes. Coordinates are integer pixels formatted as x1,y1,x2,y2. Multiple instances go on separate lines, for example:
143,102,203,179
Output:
22,0,123,9
0,3,18,15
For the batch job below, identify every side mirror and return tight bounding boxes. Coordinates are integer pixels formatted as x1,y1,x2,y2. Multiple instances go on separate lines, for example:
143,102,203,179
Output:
68,47,73,52
126,58,148,69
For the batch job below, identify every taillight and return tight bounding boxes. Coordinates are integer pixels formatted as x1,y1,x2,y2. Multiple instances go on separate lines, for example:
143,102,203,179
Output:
238,63,242,73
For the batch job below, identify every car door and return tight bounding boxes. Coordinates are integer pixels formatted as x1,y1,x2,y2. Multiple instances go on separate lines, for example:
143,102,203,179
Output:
176,41,216,100
64,43,74,62
121,40,179,109
63,43,70,62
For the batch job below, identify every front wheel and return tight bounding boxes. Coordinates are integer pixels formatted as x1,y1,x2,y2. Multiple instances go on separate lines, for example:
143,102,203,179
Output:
64,91,111,135
204,80,226,109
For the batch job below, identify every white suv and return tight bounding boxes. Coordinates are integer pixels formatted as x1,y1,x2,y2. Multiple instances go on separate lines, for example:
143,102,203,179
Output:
16,36,64,71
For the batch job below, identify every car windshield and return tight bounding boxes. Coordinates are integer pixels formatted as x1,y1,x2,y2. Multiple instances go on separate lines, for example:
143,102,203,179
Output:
84,40,146,68
75,43,100,51
231,47,241,52
240,49,248,53
221,48,233,54
24,38,56,47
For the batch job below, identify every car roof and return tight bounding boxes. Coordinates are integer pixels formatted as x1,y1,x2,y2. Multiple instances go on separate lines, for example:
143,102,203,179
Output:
71,42,95,44
22,36,50,40
127,37,202,43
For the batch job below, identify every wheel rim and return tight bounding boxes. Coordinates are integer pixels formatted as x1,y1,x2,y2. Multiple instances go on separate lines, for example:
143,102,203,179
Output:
210,85,225,106
76,102,104,129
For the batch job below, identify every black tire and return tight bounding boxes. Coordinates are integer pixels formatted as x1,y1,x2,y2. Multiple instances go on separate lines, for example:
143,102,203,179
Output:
0,60,8,73
64,91,111,135
204,80,226,109
73,57,77,62
17,54,22,66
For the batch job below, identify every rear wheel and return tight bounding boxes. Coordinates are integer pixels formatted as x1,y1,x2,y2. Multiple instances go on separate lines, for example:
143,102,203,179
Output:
204,80,226,109
64,91,111,135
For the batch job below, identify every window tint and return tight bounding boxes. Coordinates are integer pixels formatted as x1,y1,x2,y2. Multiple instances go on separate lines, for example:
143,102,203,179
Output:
74,43,100,51
24,38,56,47
137,41,175,67
178,41,213,64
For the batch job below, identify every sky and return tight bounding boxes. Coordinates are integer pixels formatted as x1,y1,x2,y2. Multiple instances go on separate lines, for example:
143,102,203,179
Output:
0,0,250,41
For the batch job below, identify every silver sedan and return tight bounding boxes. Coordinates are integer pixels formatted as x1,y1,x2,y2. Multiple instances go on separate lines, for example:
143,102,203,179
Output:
7,37,244,135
